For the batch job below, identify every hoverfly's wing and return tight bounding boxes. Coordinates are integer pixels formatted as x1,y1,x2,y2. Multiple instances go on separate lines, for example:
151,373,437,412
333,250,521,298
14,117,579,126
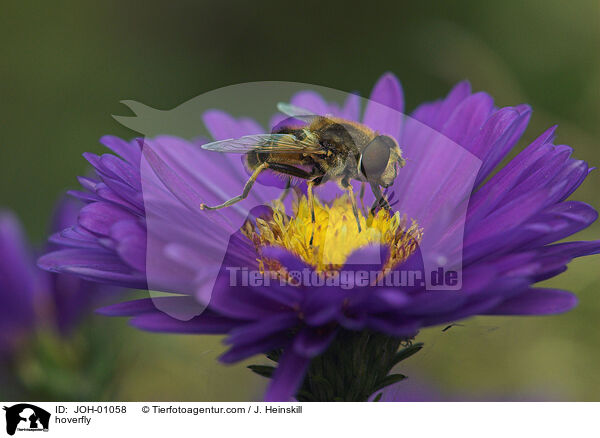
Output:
201,133,325,155
276,102,323,124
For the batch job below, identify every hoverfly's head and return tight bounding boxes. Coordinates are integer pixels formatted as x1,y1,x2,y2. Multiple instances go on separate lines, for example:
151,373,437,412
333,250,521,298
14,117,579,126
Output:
359,135,404,188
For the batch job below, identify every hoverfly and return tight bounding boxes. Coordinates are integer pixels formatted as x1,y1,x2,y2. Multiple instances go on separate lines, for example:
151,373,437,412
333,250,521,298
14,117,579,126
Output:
200,103,405,240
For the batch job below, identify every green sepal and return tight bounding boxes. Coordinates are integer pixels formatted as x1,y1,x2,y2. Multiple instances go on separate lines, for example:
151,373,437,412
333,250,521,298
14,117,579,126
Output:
372,373,407,393
391,342,424,366
247,365,276,379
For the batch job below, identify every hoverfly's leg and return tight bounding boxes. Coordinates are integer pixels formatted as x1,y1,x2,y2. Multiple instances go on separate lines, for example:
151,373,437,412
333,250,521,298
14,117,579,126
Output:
307,180,316,246
359,182,366,213
346,184,362,233
369,183,391,215
277,177,292,204
200,163,269,211
370,196,391,214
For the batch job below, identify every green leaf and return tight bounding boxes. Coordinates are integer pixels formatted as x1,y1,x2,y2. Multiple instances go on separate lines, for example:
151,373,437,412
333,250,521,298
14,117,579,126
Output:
247,365,275,379
373,392,383,402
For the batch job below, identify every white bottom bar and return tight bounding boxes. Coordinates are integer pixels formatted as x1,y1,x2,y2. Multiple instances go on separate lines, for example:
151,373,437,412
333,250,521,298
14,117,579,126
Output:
1,402,595,437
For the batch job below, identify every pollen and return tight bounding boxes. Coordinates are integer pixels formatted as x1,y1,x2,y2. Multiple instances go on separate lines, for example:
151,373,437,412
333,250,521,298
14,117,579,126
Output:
242,194,423,274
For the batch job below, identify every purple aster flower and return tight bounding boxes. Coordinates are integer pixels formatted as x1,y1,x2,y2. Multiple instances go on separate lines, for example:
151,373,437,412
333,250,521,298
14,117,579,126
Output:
1,198,118,399
1,198,113,354
39,73,599,401
0,211,37,356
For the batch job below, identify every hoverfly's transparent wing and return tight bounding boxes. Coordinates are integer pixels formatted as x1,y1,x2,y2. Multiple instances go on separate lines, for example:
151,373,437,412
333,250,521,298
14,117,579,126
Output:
201,133,325,155
276,102,324,125
277,102,320,119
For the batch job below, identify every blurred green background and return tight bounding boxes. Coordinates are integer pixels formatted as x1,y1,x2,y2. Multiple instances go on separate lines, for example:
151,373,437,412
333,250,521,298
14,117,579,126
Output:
1,0,598,400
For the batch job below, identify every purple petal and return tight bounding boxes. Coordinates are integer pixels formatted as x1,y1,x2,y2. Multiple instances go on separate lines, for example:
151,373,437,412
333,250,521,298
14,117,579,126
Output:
421,296,505,327
344,244,389,270
521,201,598,248
96,298,163,316
413,80,471,129
538,240,600,259
130,309,241,333
370,288,412,312
50,197,82,233
0,211,36,330
220,332,291,364
292,326,337,357
339,92,361,121
290,91,331,116
141,144,205,213
100,154,141,189
79,202,134,236
464,189,552,259
485,288,578,315
264,349,311,402
261,246,312,273
203,110,263,140
474,107,532,185
302,290,344,326
100,135,141,165
441,92,494,147
366,315,420,337
209,273,293,320
67,189,101,204
38,249,146,288
110,219,147,272
466,127,558,225
225,313,298,346
363,72,404,139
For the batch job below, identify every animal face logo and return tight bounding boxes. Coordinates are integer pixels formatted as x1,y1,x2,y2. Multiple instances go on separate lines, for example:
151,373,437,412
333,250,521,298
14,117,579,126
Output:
3,404,50,436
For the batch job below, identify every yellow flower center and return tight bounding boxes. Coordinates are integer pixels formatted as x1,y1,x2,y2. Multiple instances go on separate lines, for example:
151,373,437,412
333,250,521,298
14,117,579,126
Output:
242,195,422,274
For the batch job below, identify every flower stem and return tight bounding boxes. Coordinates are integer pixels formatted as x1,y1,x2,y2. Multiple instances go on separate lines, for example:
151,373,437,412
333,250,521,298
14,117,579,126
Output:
251,330,423,402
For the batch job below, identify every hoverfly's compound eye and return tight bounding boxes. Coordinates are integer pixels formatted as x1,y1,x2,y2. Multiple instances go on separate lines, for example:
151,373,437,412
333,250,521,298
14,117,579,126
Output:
359,135,394,181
